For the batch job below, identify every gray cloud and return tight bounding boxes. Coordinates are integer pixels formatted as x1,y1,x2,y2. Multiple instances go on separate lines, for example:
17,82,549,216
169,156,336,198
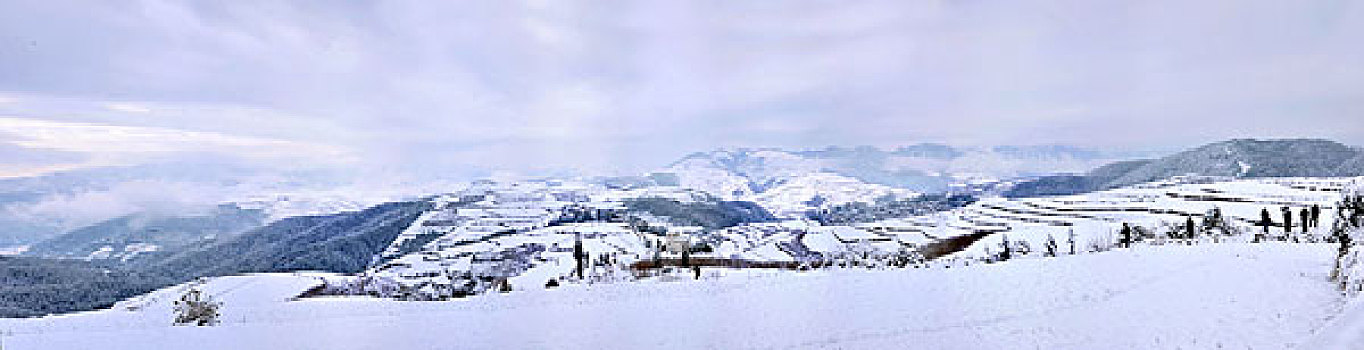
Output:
0,132,88,177
0,135,84,165
0,0,1361,177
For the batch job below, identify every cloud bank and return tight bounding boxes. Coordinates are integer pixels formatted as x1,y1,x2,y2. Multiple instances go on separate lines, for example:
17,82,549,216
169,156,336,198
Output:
0,0,1360,177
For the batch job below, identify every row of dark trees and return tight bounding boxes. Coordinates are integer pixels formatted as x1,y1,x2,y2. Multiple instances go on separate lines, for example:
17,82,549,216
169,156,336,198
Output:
0,256,175,318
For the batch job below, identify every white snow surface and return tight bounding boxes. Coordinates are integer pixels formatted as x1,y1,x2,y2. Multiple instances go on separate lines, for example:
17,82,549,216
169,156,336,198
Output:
2,243,1350,350
663,149,924,214
746,172,915,218
1307,298,1364,349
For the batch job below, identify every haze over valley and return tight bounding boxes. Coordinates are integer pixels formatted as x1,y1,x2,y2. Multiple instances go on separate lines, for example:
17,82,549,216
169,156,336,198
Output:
3,1,1364,349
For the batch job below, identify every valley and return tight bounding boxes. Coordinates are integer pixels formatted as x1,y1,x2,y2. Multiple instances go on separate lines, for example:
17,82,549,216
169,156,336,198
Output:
4,139,1364,349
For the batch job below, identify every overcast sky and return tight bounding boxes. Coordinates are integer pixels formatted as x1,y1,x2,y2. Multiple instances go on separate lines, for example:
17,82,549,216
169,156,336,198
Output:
1,0,1362,178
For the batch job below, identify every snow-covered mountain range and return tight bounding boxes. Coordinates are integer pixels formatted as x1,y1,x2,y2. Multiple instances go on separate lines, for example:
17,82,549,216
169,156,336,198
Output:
7,140,1364,350
0,143,1134,247
649,144,1144,217
1006,139,1364,197
6,175,1363,349
659,144,1135,196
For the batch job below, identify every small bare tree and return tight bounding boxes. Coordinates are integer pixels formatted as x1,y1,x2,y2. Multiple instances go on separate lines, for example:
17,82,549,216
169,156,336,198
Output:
173,288,221,326
1067,229,1076,255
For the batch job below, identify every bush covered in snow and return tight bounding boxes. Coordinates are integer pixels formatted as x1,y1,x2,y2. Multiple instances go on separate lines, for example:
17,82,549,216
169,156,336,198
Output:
1334,245,1364,296
1330,183,1364,296
1087,230,1116,253
172,288,221,326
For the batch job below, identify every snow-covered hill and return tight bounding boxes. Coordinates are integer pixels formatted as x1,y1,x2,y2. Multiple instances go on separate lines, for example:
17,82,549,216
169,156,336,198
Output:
664,155,918,219
660,145,1132,199
1103,139,1364,188
865,176,1358,260
0,160,463,246
666,148,819,199
7,175,1364,349
279,176,1361,304
743,172,915,218
18,185,446,263
653,145,1148,218
0,243,1345,349
1005,139,1364,197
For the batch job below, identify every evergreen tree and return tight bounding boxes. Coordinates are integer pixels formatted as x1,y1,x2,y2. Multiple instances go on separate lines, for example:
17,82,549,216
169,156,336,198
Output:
1067,229,1077,255
1330,194,1361,285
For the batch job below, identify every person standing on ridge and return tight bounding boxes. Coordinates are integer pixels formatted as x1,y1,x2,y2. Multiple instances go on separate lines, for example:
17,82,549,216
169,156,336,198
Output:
573,234,585,279
1119,223,1133,248
1300,207,1310,234
1185,216,1196,240
1312,204,1321,228
1260,208,1272,242
1282,206,1293,237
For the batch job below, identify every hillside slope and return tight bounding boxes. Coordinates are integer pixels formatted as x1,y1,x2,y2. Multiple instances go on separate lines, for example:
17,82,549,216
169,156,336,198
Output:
145,200,432,280
0,243,1341,349
1007,139,1363,197
25,204,267,260
0,200,431,318
1104,139,1362,188
0,256,173,318
664,144,1131,197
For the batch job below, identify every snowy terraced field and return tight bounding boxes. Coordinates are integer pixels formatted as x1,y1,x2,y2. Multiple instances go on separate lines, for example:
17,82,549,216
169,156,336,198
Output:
863,177,1359,258
8,176,1362,349
364,178,924,298
330,177,1364,301
0,243,1351,349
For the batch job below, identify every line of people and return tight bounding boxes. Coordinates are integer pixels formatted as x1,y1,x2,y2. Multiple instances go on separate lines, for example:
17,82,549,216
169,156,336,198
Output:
1259,204,1322,236
1116,200,1356,247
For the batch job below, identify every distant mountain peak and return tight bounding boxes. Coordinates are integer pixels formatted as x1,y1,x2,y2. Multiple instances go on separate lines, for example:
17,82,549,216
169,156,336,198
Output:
661,144,1142,203
1005,138,1364,198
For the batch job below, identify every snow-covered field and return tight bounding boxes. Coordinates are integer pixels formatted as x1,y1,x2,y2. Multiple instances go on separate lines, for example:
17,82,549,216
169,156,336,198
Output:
2,243,1353,349
864,176,1355,259
5,176,1362,349
239,177,1363,306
